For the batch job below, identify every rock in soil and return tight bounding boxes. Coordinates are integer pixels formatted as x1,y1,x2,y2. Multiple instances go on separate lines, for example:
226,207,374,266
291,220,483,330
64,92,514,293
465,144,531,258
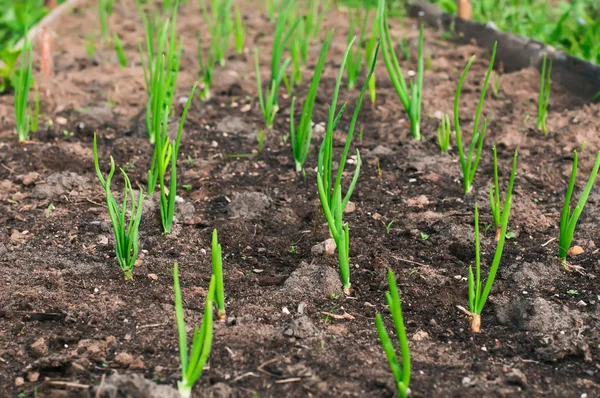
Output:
536,332,592,362
29,337,48,358
494,297,586,333
284,316,319,339
227,191,271,218
505,368,527,389
31,172,89,200
311,238,336,256
282,261,342,299
92,373,180,398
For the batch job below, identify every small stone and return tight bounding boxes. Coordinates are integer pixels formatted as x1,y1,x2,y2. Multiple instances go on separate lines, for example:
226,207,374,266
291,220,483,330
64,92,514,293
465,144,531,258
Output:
30,338,48,358
15,377,24,386
311,238,336,256
282,307,290,315
576,300,587,307
114,352,134,367
56,116,68,125
27,371,40,382
20,172,40,186
147,273,158,280
130,357,145,370
297,303,307,314
372,213,382,220
98,235,109,245
462,377,476,387
505,368,527,389
240,104,251,112
226,316,237,326
344,201,356,213
411,329,429,341
568,246,584,257
10,229,29,245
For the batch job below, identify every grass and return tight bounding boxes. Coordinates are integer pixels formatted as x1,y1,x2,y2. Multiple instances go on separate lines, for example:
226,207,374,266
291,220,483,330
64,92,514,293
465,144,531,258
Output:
378,0,424,140
14,25,38,143
454,42,497,194
537,53,552,135
489,147,518,240
93,134,144,280
316,38,380,294
375,270,411,398
437,114,451,153
211,229,226,321
290,31,332,172
174,263,215,398
558,150,600,263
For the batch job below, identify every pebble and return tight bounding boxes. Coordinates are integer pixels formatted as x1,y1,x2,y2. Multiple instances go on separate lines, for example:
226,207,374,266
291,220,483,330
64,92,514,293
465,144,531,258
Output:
30,337,48,358
114,352,134,367
411,329,430,341
311,238,336,256
147,273,158,280
15,377,24,386
505,368,528,389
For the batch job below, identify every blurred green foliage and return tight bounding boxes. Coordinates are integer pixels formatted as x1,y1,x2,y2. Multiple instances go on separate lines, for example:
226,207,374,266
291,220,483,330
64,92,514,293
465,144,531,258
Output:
429,0,600,64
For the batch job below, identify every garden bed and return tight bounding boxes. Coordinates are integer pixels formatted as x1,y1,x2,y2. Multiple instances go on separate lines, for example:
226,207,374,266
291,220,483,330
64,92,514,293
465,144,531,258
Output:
1,0,599,397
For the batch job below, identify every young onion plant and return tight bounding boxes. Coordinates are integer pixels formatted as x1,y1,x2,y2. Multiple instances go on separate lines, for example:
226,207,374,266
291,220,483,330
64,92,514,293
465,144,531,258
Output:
14,29,39,143
489,147,517,241
316,40,380,295
138,4,182,143
211,229,226,321
290,31,332,172
346,11,368,90
234,4,246,55
437,114,451,153
465,195,514,332
197,32,216,101
365,15,379,105
113,33,127,67
93,134,144,280
199,0,233,67
174,263,215,398
375,270,411,398
454,42,497,194
255,51,290,129
378,0,423,140
537,53,552,136
149,82,196,234
558,151,600,263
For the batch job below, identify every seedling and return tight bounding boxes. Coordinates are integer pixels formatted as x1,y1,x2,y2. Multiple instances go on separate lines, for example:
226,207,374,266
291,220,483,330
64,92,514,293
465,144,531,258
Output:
437,114,451,153
93,134,144,280
113,33,127,67
558,151,600,263
379,0,423,140
148,82,197,234
99,0,111,42
174,263,215,398
420,232,429,241
234,4,245,54
211,229,226,321
14,27,38,143
290,31,332,172
454,42,497,194
489,147,517,241
375,270,411,398
138,4,182,143
255,50,290,129
537,53,552,136
85,33,96,57
316,39,380,294
346,11,368,90
466,198,514,332
199,0,233,67
197,33,215,100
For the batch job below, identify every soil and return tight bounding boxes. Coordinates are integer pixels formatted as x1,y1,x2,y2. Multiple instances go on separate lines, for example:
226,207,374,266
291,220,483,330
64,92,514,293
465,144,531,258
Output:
1,0,600,397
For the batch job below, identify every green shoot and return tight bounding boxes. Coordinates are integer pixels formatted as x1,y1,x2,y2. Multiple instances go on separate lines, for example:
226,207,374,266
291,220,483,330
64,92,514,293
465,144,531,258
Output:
200,0,233,67
316,39,380,294
255,50,290,129
197,33,215,101
234,4,245,54
270,0,298,86
489,147,517,241
365,15,379,105
99,0,108,42
558,151,600,263
454,42,497,194
265,0,278,21
93,134,144,280
375,270,411,398
174,263,215,398
378,0,423,140
346,11,368,90
113,33,127,67
149,83,197,234
138,3,182,143
14,26,35,143
290,31,333,172
492,73,500,98
537,53,552,136
467,192,514,332
437,114,450,153
211,229,226,321
85,33,96,57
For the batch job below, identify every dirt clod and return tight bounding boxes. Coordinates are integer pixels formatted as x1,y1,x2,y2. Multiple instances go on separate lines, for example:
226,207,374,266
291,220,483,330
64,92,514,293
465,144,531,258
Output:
29,338,48,358
282,261,342,299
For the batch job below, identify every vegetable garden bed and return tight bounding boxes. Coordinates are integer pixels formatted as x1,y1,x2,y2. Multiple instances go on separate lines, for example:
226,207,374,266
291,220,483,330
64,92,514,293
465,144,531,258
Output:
0,0,599,397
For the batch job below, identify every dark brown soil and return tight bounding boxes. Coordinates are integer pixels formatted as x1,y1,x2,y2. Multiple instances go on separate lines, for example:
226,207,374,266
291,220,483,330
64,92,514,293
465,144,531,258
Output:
1,1,600,397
